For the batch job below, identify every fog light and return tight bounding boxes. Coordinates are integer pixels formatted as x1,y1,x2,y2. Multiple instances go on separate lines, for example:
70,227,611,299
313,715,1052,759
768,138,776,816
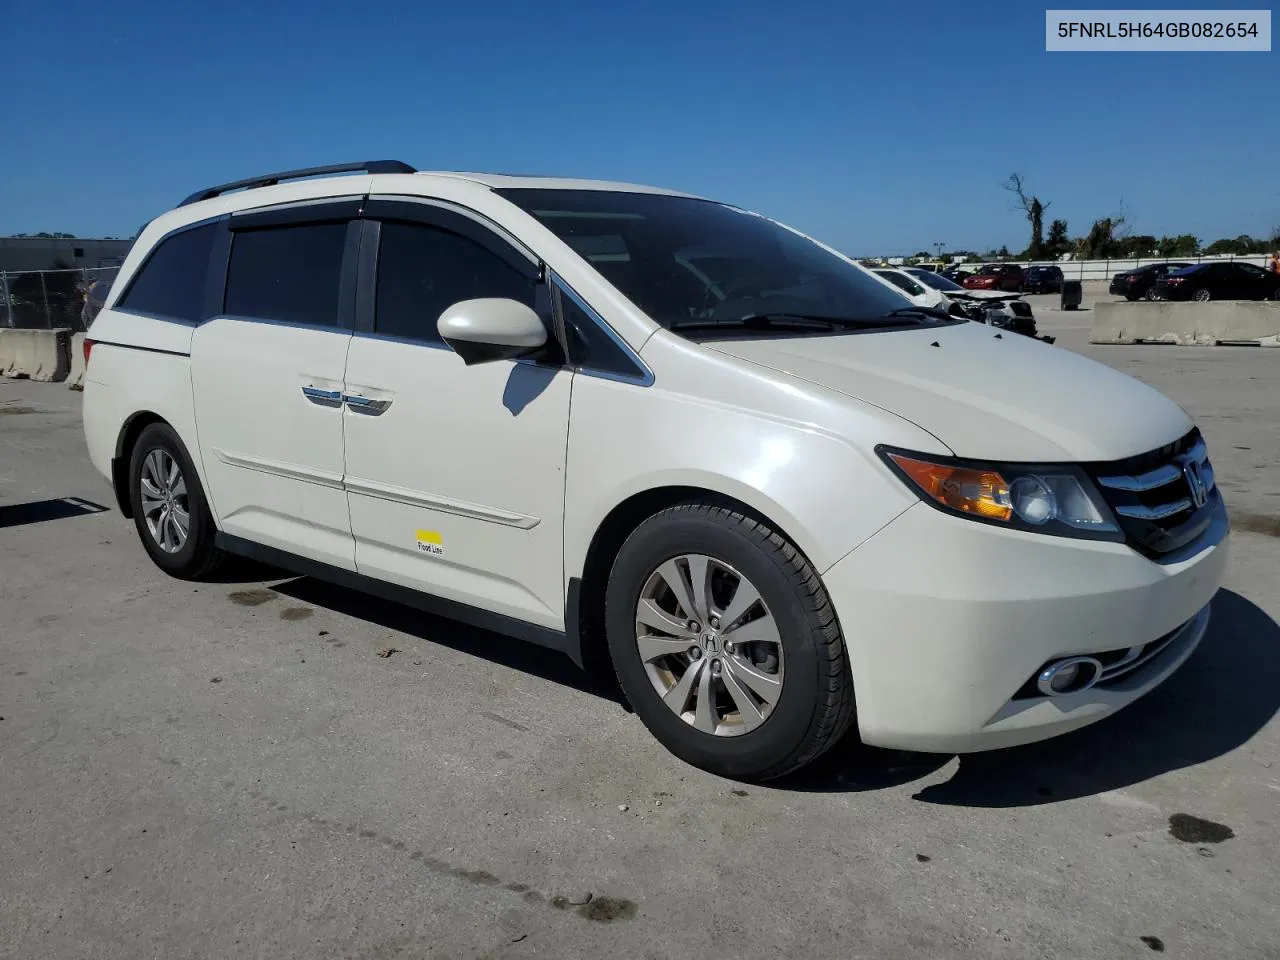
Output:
1036,656,1102,696
1048,662,1079,691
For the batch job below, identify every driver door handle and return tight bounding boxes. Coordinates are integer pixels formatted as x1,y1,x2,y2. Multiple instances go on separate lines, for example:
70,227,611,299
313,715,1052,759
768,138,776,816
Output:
343,393,392,415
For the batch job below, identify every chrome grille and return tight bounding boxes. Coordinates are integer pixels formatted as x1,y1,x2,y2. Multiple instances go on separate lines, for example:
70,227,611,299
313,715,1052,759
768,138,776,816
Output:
1094,629,1180,686
1089,429,1219,556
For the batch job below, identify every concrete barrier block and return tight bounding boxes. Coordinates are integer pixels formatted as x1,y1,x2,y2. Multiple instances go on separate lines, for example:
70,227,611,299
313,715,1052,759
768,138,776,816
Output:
0,328,72,382
68,333,86,391
1090,301,1280,346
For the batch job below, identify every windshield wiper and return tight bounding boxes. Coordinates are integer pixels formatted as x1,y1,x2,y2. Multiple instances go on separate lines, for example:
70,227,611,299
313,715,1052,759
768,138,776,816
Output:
884,306,954,323
669,312,894,332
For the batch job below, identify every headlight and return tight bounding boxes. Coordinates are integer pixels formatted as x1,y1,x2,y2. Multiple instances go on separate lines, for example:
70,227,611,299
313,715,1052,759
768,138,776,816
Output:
878,447,1122,540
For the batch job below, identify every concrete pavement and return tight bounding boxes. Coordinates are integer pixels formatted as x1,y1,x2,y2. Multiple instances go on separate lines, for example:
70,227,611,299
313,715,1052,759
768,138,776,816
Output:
2,319,1277,959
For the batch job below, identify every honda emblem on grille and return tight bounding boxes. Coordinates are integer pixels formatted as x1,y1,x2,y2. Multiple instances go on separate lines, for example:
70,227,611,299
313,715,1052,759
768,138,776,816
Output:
1179,456,1209,509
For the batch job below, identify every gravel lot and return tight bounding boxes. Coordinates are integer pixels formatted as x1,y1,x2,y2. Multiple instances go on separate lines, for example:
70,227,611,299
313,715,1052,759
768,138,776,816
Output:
2,301,1277,960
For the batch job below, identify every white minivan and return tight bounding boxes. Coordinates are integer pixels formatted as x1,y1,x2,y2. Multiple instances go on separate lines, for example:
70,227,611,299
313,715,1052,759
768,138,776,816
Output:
82,161,1228,780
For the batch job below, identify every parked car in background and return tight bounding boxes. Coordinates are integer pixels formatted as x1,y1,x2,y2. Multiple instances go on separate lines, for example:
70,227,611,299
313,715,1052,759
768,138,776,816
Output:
891,268,1042,339
963,263,1024,292
1022,265,1064,294
1109,262,1193,301
941,265,973,283
1152,262,1280,302
873,268,950,310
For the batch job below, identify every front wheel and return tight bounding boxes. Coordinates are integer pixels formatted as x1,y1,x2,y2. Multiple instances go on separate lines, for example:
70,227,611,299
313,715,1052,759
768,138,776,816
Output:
128,422,225,579
1192,288,1212,302
1144,288,1160,301
605,501,856,781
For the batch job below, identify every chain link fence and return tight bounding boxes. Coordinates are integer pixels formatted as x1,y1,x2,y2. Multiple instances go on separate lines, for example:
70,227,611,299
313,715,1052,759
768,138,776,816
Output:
0,266,120,332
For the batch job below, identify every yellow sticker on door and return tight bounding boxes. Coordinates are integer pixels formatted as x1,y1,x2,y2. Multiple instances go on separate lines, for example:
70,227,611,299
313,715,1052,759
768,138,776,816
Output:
415,529,444,556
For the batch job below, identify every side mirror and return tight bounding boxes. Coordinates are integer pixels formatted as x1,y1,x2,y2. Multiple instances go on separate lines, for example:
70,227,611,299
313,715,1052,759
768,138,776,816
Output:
437,298,548,366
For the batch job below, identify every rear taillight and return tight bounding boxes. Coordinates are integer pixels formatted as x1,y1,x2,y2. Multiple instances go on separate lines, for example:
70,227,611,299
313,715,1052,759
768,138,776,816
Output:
83,338,96,365
1127,275,1141,283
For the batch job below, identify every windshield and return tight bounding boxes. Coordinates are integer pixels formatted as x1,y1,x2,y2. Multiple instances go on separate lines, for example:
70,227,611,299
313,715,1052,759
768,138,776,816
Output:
977,264,1004,275
905,268,965,291
496,189,935,335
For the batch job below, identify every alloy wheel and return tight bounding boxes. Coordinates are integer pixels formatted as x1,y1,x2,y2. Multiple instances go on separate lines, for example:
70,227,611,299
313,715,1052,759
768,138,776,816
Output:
139,448,190,553
635,553,785,736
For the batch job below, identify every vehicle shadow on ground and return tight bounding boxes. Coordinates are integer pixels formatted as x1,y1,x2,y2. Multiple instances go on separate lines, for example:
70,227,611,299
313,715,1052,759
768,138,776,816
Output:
0,496,108,528
269,576,620,703
782,589,1280,805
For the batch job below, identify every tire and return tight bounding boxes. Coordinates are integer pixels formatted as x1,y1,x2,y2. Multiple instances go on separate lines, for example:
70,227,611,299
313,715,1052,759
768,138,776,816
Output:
1192,288,1212,302
128,422,225,579
604,501,856,781
1144,288,1159,301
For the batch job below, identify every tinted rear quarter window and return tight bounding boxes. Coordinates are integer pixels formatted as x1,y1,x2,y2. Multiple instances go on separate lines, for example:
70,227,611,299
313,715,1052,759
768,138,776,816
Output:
118,222,217,322
224,222,348,326
374,221,535,344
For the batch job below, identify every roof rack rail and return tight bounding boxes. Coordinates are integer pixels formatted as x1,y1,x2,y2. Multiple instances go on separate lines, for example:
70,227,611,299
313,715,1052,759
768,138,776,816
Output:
177,160,416,207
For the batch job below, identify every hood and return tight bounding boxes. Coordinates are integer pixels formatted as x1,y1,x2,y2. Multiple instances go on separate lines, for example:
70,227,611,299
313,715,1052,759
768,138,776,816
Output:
951,290,1019,302
706,321,1192,462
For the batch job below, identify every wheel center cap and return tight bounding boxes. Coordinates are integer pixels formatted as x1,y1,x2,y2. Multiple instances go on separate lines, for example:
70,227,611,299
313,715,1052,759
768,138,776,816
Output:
701,633,719,654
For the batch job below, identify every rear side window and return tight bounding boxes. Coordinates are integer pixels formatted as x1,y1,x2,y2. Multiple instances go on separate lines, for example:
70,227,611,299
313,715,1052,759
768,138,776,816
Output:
878,272,924,296
224,222,348,326
374,222,535,344
118,222,217,322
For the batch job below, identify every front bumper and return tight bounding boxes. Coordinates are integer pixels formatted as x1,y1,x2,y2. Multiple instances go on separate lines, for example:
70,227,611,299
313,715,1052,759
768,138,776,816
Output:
824,498,1228,753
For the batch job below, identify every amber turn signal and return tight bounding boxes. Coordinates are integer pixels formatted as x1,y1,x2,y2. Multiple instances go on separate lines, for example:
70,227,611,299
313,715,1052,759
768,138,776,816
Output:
888,453,1013,521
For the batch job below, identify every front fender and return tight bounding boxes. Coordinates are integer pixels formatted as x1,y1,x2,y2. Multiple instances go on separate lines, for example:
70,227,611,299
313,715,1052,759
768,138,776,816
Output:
563,335,943,582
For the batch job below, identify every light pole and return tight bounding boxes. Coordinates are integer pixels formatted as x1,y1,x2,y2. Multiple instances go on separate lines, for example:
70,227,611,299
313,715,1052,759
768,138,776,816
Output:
934,242,946,261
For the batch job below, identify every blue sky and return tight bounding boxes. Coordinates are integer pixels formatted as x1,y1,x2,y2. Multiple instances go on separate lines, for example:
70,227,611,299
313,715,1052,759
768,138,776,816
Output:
2,0,1275,254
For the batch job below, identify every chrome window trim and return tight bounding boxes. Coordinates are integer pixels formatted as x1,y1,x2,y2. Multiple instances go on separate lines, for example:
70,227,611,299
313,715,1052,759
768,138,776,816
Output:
205,314,354,334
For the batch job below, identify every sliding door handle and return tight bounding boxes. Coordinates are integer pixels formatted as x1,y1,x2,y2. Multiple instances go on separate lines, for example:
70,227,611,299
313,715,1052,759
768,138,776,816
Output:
343,394,392,415
301,386,342,406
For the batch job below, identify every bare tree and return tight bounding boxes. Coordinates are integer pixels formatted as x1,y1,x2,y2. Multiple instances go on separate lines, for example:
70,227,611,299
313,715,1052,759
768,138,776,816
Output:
1003,173,1051,260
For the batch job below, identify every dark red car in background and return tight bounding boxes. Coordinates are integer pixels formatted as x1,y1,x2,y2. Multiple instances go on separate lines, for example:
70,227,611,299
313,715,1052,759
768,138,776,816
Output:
963,263,1025,292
